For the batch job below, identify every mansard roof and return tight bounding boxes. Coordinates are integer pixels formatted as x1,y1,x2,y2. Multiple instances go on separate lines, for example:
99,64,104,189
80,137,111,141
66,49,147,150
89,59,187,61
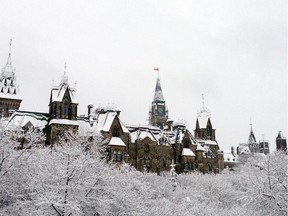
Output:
153,77,165,103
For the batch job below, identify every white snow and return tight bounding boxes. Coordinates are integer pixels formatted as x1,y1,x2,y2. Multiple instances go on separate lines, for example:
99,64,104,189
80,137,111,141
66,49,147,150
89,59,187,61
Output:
181,148,195,157
196,144,205,151
49,119,79,126
108,137,126,146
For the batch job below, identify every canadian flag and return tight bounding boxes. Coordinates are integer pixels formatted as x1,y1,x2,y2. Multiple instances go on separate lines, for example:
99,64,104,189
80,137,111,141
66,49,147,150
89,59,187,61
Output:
153,68,159,71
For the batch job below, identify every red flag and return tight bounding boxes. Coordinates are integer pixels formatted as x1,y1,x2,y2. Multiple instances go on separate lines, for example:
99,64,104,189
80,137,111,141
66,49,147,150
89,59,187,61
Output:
154,68,159,71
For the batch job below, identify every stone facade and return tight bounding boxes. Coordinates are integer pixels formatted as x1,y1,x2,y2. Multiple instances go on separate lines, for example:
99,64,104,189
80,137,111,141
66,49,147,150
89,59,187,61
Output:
1,43,224,174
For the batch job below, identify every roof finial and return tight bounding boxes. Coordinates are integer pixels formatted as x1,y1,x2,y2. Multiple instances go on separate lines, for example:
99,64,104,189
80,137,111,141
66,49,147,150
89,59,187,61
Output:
250,118,253,131
64,62,67,75
202,93,205,109
9,38,12,54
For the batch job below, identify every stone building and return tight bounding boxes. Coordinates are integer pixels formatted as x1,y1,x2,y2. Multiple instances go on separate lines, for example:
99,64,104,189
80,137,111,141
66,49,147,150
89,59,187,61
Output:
1,42,224,174
48,66,79,144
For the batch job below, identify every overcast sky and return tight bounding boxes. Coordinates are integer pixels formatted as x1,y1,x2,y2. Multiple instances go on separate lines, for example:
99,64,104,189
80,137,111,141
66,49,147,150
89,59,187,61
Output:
0,0,286,151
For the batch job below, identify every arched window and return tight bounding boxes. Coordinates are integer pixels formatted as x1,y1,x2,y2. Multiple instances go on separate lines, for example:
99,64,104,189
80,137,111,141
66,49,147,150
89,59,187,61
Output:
63,101,69,117
160,158,165,168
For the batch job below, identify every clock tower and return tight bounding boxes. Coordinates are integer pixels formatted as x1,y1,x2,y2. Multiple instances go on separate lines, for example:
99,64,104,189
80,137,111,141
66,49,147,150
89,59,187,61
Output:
149,77,168,129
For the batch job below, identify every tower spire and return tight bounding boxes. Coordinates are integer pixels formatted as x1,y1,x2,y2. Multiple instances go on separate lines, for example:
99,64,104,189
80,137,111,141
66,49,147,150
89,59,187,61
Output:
2,39,14,75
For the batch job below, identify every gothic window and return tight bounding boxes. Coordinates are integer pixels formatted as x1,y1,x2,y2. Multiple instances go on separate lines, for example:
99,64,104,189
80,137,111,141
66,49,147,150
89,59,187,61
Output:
63,101,69,117
112,127,120,137
160,158,165,168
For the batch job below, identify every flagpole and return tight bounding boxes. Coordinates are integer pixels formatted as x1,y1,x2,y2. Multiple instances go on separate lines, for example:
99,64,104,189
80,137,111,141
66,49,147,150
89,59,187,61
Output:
153,68,160,78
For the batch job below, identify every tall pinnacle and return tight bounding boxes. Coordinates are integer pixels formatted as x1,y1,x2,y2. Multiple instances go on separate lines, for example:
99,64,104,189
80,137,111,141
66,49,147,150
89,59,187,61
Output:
153,77,165,103
1,39,15,76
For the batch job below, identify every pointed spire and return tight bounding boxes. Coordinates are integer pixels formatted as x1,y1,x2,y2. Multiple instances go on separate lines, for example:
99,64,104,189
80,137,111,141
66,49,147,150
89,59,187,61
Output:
153,77,165,102
1,38,15,76
6,38,12,67
248,120,257,143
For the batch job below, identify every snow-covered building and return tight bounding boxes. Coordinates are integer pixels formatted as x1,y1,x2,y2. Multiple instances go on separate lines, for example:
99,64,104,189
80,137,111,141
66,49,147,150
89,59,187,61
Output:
1,42,224,173
234,124,270,163
125,77,224,174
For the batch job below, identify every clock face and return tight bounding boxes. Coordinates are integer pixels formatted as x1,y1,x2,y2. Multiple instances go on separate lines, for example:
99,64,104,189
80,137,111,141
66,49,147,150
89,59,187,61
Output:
158,107,163,114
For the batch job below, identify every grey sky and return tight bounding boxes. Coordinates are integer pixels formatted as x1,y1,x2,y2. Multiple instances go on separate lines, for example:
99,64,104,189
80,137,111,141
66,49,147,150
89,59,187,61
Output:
0,0,286,151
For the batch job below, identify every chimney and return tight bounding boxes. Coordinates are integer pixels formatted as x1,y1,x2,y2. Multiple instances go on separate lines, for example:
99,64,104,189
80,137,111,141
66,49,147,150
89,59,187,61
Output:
88,104,93,118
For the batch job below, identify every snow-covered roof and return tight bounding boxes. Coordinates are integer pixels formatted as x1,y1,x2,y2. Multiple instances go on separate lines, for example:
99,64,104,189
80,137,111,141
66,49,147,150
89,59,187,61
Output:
181,148,195,157
49,119,79,126
0,92,22,100
196,144,205,151
51,85,78,104
50,72,78,104
94,110,129,133
78,109,129,137
237,143,251,154
223,152,239,163
130,129,158,143
108,137,126,147
77,118,100,137
5,111,48,130
196,139,218,145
